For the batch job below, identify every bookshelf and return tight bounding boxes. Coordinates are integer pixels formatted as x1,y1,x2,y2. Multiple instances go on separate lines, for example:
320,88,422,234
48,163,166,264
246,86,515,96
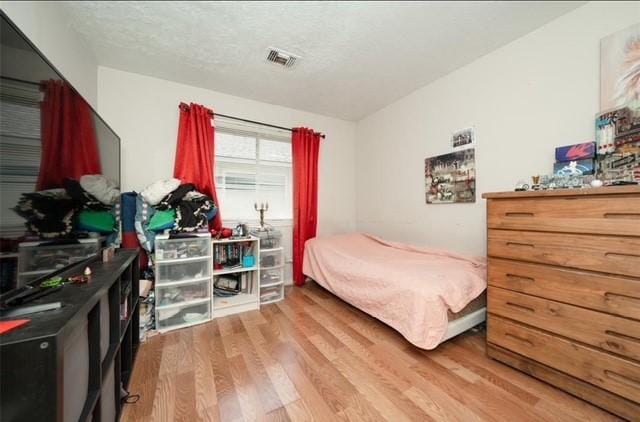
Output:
212,236,260,318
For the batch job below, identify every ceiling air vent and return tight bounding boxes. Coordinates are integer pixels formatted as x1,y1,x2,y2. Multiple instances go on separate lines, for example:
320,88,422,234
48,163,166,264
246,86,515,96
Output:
266,48,299,68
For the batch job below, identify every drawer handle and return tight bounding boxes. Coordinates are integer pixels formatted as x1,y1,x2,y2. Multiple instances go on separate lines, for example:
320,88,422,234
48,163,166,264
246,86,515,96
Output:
506,242,535,248
505,212,535,217
604,292,640,305
506,302,535,313
505,333,534,347
604,370,640,389
604,212,640,220
605,252,640,259
506,273,535,283
605,330,640,345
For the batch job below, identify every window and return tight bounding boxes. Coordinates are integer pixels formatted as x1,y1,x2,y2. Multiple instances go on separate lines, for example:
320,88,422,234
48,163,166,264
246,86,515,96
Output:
0,80,42,235
214,127,292,221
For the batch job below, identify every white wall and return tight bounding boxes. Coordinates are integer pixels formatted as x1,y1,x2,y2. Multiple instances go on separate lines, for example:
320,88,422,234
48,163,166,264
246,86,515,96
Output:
1,1,98,106
355,1,640,256
97,66,357,238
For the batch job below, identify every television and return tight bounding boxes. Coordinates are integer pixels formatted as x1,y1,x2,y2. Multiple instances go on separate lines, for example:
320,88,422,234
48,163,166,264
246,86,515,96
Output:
0,12,121,295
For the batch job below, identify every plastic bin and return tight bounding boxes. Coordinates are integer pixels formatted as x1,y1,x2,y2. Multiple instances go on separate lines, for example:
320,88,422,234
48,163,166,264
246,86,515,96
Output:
156,259,211,284
260,248,284,269
250,229,282,249
156,301,210,331
156,281,210,307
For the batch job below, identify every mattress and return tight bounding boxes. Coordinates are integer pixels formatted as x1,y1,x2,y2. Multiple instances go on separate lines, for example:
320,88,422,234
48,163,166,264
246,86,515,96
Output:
303,233,487,349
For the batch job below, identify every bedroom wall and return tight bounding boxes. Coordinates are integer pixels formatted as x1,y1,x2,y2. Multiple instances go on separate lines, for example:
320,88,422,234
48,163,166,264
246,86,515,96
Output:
355,1,640,256
97,66,357,282
1,1,98,106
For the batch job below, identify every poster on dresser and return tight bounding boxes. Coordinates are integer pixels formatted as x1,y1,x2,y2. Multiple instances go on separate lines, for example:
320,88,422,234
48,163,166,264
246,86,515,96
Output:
601,22,640,110
425,149,476,204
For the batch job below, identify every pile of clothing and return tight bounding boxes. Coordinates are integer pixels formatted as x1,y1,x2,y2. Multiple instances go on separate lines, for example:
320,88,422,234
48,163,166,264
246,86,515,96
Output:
13,175,120,240
133,178,217,252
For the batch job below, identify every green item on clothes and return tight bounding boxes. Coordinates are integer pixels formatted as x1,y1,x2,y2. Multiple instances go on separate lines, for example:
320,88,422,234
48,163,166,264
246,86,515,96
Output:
147,209,176,231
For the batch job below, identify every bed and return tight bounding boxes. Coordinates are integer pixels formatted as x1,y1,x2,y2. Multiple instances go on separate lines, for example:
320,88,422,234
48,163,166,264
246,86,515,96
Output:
303,233,487,349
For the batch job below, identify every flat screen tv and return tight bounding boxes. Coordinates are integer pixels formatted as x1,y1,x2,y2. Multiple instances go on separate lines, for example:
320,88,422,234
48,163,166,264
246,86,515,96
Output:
0,12,121,295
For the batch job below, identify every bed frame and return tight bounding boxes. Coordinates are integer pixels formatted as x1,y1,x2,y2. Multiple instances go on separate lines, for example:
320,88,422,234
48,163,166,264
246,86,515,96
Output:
308,277,486,346
441,307,486,342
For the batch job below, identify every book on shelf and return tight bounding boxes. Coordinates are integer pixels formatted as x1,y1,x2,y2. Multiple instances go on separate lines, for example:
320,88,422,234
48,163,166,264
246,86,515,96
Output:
214,242,255,270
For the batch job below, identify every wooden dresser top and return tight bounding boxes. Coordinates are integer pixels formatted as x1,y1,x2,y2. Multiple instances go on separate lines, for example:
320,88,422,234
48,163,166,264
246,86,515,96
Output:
482,185,640,199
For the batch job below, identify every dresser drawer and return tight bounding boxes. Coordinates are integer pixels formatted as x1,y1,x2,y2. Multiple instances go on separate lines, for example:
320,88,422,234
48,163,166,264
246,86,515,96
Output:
488,287,640,361
488,258,640,320
488,316,640,403
487,196,640,236
488,229,640,278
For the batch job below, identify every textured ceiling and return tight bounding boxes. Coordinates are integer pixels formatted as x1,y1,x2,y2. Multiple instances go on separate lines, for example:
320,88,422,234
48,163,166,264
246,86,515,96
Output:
60,1,584,121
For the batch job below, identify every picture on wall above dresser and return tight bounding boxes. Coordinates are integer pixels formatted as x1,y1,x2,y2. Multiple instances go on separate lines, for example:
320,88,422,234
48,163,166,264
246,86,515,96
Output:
601,22,640,110
425,149,476,204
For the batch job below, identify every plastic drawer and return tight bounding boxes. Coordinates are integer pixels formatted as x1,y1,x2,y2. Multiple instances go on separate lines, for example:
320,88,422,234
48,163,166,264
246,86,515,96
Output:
156,301,210,331
260,267,283,286
155,237,211,261
156,281,210,307
156,259,211,284
260,248,283,269
251,229,282,249
18,242,101,272
260,285,283,304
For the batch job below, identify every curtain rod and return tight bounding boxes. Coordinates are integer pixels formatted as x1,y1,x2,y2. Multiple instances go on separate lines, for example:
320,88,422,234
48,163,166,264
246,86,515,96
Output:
179,102,325,139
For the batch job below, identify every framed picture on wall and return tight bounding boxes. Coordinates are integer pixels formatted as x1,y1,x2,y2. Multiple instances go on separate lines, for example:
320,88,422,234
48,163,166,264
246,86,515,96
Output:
451,127,475,151
601,23,640,111
425,149,476,204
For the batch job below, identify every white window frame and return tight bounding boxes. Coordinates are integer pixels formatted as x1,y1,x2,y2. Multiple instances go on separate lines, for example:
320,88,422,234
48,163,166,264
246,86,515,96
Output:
214,123,293,225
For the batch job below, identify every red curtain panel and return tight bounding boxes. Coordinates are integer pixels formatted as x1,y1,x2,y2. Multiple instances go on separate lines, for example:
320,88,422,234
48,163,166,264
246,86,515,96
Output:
174,102,222,231
292,127,321,286
36,80,101,190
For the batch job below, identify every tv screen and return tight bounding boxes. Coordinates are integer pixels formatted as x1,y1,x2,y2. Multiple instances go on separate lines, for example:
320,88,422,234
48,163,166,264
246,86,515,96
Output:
0,12,121,294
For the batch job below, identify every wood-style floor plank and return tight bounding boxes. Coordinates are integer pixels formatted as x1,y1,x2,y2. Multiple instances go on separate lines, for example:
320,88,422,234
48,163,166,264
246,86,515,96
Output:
122,282,620,422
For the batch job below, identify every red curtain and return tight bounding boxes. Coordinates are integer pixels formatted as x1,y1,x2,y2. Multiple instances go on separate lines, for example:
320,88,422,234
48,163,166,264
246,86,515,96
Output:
292,127,321,286
36,80,101,190
174,102,222,231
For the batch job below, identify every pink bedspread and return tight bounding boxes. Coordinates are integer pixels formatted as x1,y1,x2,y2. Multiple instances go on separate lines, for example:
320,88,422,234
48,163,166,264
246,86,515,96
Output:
303,233,487,349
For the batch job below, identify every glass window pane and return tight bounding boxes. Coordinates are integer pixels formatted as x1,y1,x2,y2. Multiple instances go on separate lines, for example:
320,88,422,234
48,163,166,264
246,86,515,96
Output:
215,131,256,160
215,130,292,221
260,138,291,163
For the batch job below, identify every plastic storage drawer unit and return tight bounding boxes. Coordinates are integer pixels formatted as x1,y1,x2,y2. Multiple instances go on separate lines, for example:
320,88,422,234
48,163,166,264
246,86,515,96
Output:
260,247,284,269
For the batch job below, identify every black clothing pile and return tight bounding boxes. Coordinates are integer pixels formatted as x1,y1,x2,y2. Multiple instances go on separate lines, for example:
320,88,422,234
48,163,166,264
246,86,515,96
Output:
13,189,76,238
12,178,114,239
156,183,216,232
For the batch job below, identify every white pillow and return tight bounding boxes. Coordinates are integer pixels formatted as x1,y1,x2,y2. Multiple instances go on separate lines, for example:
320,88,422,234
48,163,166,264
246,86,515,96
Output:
79,174,120,205
140,178,181,205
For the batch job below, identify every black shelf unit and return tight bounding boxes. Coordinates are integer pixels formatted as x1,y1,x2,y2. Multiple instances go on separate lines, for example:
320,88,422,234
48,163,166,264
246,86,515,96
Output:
0,249,140,422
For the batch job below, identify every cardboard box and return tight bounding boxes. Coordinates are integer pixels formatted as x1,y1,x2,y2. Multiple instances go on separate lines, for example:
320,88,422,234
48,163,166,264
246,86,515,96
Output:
555,142,596,162
554,159,595,176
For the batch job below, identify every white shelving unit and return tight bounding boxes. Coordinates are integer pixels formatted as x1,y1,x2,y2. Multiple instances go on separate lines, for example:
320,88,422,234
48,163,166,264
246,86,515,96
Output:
154,233,212,333
259,246,285,304
212,236,260,318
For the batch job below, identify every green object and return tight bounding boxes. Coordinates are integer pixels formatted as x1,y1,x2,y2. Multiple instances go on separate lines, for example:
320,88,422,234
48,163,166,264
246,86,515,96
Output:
77,210,116,233
147,209,176,231
40,276,63,288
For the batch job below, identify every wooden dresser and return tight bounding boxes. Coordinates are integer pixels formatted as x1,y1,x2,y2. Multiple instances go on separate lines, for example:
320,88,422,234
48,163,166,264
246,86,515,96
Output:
483,186,640,420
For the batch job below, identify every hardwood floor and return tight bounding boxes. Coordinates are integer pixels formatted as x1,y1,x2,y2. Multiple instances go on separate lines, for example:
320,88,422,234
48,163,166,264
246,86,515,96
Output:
122,282,621,422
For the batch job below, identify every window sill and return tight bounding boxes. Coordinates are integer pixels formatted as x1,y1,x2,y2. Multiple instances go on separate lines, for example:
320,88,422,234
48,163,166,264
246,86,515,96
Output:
222,219,293,228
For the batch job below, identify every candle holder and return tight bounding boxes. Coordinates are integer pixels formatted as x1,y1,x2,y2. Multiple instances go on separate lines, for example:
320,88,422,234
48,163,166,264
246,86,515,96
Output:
254,201,269,230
